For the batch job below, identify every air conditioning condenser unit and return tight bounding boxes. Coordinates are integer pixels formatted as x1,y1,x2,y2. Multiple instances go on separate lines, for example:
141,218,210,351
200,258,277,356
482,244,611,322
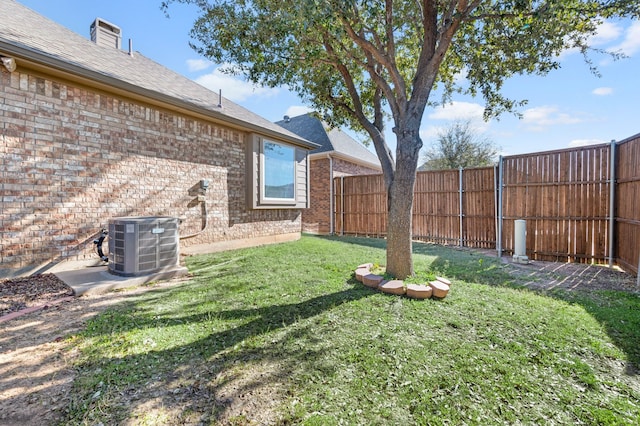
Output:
108,216,180,276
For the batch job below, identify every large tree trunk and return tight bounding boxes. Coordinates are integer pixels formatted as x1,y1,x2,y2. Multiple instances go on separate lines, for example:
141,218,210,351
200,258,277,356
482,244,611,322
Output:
385,129,422,279
386,179,415,279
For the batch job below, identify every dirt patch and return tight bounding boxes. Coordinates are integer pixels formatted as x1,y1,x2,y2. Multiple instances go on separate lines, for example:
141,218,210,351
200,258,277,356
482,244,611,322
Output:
0,279,186,426
0,274,74,317
0,275,285,426
107,359,287,425
501,258,639,293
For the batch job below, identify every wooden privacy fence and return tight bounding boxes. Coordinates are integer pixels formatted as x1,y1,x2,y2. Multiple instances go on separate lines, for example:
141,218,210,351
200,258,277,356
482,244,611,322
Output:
334,167,498,248
499,144,611,263
333,134,640,275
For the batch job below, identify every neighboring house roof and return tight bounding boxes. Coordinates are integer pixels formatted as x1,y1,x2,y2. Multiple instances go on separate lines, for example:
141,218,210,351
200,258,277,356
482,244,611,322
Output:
275,113,381,170
0,0,317,150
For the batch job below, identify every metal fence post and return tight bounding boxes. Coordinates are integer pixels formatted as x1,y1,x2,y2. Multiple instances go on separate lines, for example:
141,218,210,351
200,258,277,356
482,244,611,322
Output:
340,176,345,236
497,156,503,257
637,254,640,288
459,167,464,247
609,140,616,267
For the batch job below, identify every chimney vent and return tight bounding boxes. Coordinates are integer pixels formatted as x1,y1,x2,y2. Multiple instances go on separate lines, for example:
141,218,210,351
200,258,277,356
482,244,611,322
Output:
284,115,290,123
90,18,122,49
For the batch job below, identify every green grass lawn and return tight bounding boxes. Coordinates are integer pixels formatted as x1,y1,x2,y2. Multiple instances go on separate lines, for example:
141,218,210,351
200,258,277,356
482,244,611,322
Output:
63,235,640,425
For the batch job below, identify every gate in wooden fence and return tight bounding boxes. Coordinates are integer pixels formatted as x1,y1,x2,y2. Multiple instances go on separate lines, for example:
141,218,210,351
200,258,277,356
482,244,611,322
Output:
333,134,640,275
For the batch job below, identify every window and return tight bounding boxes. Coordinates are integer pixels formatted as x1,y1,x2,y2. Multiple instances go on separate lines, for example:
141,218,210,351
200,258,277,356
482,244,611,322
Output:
262,140,296,202
246,133,309,209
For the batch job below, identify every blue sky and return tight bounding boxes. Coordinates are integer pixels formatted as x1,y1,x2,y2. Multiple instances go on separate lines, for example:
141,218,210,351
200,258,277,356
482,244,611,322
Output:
17,0,640,157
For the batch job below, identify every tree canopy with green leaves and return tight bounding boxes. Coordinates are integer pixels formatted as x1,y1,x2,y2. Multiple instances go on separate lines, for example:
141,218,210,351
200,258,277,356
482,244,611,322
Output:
421,120,499,170
162,0,639,279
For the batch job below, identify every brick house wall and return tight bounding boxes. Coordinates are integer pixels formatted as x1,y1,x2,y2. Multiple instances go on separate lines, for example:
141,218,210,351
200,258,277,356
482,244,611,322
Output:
0,70,301,277
303,156,379,234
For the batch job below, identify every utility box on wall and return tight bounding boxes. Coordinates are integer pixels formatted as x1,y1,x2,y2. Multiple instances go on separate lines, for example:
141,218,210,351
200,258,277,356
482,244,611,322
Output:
108,216,180,276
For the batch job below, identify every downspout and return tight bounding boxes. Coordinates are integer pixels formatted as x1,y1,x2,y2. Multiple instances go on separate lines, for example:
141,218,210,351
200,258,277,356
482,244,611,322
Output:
327,154,334,235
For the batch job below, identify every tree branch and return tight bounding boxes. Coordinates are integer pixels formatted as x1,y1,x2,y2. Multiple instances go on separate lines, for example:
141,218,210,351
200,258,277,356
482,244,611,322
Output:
339,11,408,114
321,32,395,182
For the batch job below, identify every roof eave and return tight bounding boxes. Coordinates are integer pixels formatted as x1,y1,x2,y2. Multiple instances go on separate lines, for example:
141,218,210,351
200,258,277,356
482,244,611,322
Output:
310,150,382,171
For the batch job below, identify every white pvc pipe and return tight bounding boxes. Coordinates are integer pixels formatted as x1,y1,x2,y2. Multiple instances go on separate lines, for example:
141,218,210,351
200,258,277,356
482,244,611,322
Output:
514,220,526,257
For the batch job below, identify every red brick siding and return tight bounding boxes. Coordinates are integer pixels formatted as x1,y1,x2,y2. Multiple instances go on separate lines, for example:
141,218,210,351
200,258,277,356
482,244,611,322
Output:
302,156,379,234
0,70,301,276
332,158,380,177
303,158,331,234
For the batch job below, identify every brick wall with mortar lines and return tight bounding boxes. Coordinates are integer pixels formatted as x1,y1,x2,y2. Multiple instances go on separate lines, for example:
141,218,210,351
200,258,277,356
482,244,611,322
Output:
332,157,380,178
303,157,379,234
0,70,301,275
303,157,331,234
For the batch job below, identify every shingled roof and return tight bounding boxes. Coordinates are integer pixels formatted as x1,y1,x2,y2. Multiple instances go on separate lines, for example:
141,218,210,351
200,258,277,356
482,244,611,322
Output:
0,0,317,149
275,113,381,169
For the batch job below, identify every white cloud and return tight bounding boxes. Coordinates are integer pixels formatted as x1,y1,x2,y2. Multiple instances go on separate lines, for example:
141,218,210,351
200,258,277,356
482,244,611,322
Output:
609,21,640,56
592,87,613,96
423,101,491,140
194,66,279,102
558,20,623,60
428,101,485,121
568,139,607,148
452,68,469,86
186,59,212,72
521,106,583,131
590,21,623,47
284,105,313,118
419,126,445,141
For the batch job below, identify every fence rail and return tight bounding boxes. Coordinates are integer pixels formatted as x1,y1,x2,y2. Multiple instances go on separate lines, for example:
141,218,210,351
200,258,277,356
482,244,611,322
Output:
333,134,640,275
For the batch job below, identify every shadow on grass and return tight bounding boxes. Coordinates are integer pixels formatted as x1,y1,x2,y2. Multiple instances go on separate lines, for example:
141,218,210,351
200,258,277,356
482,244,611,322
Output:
316,235,640,373
316,234,513,287
65,281,373,424
549,289,640,375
